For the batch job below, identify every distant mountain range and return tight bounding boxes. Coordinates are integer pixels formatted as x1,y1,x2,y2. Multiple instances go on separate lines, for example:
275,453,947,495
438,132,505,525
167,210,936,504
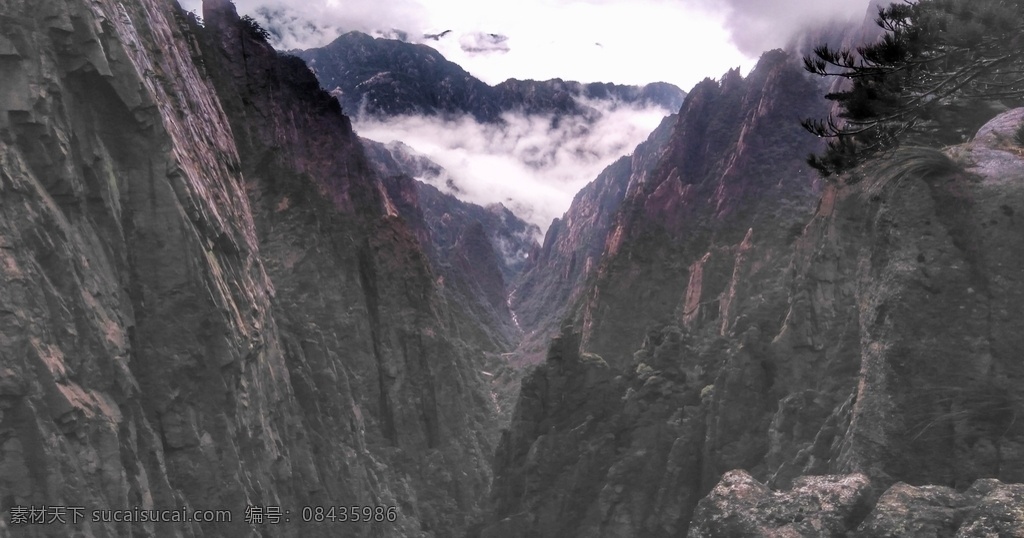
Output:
292,31,686,121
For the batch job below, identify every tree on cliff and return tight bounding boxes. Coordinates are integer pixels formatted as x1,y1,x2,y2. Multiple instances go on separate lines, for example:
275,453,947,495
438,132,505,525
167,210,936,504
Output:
240,15,271,42
802,0,1024,176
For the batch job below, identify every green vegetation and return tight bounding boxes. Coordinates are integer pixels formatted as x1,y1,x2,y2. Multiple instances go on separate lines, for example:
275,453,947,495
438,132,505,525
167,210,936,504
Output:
240,15,271,42
580,352,609,368
802,0,1024,177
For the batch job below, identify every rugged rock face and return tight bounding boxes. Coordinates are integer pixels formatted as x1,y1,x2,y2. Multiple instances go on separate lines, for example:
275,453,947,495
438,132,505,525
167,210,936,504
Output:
691,111,1024,506
479,51,1024,537
361,136,541,367
292,32,685,121
688,470,873,537
361,138,540,283
478,50,830,537
688,471,1024,536
579,49,829,367
199,2,503,534
0,0,500,536
477,325,714,537
509,113,677,363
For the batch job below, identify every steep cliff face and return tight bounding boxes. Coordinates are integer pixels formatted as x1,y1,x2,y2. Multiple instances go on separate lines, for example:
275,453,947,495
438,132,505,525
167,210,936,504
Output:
362,137,540,283
687,108,1024,537
361,136,541,357
0,0,498,536
580,49,828,366
292,32,685,121
0,1,282,535
477,49,829,538
480,91,1024,536
509,114,677,363
478,324,713,538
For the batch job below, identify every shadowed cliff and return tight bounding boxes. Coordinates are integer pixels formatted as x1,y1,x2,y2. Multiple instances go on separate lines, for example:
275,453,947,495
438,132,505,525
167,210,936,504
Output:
0,0,503,536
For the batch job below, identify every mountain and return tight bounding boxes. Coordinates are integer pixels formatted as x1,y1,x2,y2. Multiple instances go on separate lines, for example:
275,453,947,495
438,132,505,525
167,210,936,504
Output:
476,48,832,537
475,48,1024,538
361,138,541,348
580,53,830,364
292,32,686,121
5,0,1024,537
508,112,678,363
361,139,540,282
0,0,506,535
358,138,542,424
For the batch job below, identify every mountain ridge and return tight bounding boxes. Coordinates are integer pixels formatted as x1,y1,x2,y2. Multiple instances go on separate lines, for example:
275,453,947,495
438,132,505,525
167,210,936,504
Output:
475,52,1024,538
292,31,686,121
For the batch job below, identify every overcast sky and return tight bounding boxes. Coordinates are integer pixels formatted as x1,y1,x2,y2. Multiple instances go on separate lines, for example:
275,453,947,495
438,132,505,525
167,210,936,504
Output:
181,0,872,91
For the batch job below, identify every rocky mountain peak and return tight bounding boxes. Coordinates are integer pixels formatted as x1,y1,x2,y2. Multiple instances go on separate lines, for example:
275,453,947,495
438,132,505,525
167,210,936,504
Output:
292,35,685,121
478,92,1024,536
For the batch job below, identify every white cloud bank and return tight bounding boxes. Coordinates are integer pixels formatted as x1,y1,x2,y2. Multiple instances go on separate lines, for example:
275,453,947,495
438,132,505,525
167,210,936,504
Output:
355,100,671,233
693,0,874,55
179,0,756,91
177,0,878,232
180,0,877,90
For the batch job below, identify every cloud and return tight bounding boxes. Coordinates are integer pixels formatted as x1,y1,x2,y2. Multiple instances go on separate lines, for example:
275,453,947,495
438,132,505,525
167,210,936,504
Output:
179,0,880,91
178,0,754,91
178,0,429,50
354,100,671,233
421,0,753,89
459,32,510,55
688,0,872,56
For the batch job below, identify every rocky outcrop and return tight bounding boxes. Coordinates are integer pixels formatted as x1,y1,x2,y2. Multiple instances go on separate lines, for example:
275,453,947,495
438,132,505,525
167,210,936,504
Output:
479,53,1024,536
477,325,714,538
292,32,685,121
688,471,873,537
856,479,1024,537
689,471,1024,537
0,0,500,536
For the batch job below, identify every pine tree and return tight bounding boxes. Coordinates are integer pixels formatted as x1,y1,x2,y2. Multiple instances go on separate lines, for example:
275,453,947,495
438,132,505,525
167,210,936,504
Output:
802,0,1024,177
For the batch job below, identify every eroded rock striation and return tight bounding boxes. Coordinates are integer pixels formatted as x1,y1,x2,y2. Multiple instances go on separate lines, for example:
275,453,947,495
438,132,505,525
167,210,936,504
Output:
479,51,1024,536
508,114,678,364
0,0,502,536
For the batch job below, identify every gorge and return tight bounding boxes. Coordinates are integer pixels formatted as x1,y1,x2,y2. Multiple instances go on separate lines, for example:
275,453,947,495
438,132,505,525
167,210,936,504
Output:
1,1,1023,537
